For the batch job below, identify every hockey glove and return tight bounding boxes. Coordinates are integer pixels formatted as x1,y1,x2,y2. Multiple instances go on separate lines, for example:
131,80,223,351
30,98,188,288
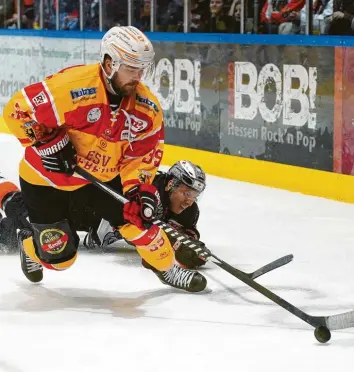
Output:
174,228,206,269
123,184,158,229
35,127,77,175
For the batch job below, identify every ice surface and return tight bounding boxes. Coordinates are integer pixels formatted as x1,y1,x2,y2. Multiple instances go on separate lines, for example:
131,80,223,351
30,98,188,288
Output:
0,133,353,372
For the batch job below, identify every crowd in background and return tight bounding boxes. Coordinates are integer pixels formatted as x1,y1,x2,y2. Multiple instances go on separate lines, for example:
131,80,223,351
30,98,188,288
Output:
0,0,353,35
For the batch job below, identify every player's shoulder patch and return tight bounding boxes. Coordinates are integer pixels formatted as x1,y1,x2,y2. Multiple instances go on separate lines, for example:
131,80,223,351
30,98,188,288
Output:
136,93,160,113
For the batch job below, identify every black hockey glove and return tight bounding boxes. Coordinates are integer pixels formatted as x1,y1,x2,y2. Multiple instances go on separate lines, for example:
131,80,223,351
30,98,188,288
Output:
2,191,28,220
35,127,77,175
175,244,208,269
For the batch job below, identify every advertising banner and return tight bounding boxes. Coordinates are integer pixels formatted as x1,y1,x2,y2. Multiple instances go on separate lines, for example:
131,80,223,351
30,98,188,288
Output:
0,34,336,172
148,42,335,171
219,44,334,171
145,42,221,153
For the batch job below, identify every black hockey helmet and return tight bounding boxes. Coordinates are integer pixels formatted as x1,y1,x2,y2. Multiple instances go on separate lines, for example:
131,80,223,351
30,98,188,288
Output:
166,160,206,194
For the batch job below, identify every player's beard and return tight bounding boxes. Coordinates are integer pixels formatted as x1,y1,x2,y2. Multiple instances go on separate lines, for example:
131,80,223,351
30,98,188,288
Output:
120,82,138,96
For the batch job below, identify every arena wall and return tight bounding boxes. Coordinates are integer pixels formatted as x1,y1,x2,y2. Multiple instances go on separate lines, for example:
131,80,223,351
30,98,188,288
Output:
1,30,354,202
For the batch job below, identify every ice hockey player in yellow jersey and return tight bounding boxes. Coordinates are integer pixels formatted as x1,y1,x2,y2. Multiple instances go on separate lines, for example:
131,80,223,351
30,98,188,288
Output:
3,26,207,293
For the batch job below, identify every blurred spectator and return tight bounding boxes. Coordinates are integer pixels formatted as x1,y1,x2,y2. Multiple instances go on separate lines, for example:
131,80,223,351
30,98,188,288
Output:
202,0,236,32
4,0,35,28
228,0,241,32
58,0,79,30
31,0,79,30
260,0,305,34
300,0,333,34
84,0,99,30
208,0,229,32
103,0,127,29
191,0,209,32
157,0,183,31
0,0,15,28
327,0,354,35
136,0,150,31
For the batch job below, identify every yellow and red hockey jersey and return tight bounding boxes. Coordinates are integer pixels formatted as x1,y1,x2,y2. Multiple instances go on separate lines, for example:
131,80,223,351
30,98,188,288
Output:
3,63,164,193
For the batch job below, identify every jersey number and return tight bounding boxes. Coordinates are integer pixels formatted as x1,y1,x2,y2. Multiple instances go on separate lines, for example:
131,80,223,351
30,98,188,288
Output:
142,149,163,167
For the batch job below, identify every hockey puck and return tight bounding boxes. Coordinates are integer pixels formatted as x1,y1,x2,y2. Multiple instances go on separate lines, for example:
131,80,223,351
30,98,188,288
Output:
314,326,331,343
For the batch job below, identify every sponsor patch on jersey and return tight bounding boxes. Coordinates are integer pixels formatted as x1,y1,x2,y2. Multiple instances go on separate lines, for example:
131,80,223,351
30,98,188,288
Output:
70,87,97,102
136,94,159,112
32,91,48,107
87,108,101,123
39,229,68,255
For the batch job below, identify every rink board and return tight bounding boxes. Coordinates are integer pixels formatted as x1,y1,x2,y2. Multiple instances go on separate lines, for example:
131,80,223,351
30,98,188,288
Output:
1,116,353,203
163,144,354,204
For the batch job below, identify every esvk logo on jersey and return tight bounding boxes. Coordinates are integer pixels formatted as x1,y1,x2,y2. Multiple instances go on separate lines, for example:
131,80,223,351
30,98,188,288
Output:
129,114,148,132
120,113,149,141
145,58,201,115
231,62,317,129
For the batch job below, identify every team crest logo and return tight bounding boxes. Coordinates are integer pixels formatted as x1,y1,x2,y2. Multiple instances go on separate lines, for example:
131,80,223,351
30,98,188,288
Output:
11,103,31,121
87,108,102,123
129,115,148,132
138,169,152,184
39,229,68,255
23,121,50,142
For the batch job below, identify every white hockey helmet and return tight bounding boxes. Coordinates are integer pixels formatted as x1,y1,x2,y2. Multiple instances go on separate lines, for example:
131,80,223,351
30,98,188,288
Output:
100,26,155,81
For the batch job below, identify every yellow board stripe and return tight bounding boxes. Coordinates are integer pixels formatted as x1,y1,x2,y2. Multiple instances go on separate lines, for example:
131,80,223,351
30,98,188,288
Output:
163,144,354,204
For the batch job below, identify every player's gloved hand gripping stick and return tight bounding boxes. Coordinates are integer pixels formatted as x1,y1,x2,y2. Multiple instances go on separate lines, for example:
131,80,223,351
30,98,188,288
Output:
75,166,354,343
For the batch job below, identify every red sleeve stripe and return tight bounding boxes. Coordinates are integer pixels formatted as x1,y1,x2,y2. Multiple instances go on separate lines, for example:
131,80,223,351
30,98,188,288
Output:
43,81,61,126
129,225,160,246
132,126,161,143
19,137,33,145
122,179,140,189
24,149,88,187
23,82,60,128
24,157,59,187
21,88,38,122
124,131,159,158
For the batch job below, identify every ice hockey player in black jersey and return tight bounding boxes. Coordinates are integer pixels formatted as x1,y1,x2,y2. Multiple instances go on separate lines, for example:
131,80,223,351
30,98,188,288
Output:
86,160,207,270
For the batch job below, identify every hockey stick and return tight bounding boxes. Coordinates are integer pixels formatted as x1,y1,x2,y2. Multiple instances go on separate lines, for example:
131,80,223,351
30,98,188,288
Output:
74,166,292,280
74,166,354,332
154,210,354,331
211,258,354,331
247,254,293,280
